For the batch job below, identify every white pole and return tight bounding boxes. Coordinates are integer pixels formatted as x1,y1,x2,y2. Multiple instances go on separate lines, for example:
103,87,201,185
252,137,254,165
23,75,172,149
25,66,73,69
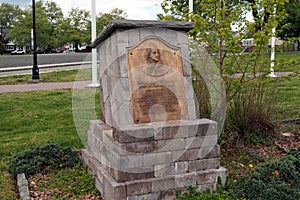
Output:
189,0,193,21
91,0,96,42
88,0,100,87
270,5,277,77
270,27,276,76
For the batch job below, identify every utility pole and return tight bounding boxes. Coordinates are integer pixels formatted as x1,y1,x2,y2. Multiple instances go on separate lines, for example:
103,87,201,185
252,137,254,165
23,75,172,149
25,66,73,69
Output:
0,17,3,55
31,0,40,81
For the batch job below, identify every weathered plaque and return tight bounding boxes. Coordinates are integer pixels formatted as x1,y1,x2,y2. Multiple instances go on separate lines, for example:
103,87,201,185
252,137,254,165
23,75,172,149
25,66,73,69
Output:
127,37,188,124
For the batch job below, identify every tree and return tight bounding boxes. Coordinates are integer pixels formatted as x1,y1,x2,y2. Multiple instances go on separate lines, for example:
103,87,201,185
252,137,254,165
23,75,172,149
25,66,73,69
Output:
158,0,287,145
61,8,90,51
7,0,65,49
60,8,127,49
7,8,34,47
8,1,51,48
277,0,300,49
158,0,286,98
95,8,127,36
43,1,64,47
0,3,24,29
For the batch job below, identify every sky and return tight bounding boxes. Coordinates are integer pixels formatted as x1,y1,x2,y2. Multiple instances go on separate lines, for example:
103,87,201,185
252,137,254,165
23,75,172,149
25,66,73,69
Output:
0,0,164,20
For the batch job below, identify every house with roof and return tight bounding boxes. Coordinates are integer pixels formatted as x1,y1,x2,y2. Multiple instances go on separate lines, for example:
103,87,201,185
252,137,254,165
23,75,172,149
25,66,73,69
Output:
0,28,29,54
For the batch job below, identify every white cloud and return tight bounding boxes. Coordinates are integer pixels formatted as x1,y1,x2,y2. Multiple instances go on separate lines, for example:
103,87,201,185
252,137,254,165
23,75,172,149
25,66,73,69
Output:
51,0,163,20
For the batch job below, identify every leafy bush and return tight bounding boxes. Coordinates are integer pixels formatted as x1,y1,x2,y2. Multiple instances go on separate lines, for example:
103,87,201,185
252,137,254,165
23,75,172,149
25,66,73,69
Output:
8,141,80,176
233,147,300,200
192,72,211,119
224,77,278,145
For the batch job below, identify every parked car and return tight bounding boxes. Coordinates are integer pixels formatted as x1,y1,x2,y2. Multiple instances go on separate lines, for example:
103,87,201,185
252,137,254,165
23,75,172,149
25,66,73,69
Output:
63,49,75,53
11,49,26,55
44,47,60,54
44,48,52,54
36,49,45,54
80,47,92,53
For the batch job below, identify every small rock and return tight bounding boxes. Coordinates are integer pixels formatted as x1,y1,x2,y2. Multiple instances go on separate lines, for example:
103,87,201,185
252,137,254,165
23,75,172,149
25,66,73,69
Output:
281,132,293,137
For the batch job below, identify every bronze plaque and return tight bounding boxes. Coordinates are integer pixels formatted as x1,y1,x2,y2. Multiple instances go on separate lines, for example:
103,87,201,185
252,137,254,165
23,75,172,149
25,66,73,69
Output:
127,37,188,124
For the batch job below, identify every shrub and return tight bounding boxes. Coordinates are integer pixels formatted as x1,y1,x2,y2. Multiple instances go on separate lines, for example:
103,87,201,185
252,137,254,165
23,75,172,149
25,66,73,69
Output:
224,77,278,146
8,141,80,176
233,147,300,200
192,71,211,119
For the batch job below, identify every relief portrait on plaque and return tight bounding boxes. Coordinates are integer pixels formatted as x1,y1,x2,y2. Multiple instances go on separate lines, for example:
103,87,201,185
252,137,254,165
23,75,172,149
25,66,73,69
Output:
142,48,168,77
127,37,188,124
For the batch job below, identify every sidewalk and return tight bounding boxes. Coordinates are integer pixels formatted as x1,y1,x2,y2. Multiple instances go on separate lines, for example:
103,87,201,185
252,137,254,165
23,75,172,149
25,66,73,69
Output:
0,81,95,93
0,72,295,94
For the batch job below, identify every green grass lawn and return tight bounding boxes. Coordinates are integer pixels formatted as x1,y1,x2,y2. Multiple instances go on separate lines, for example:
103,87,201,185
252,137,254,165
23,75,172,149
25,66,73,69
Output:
274,76,300,120
274,51,300,73
0,89,100,199
0,90,82,199
275,51,300,59
222,51,300,74
0,69,83,85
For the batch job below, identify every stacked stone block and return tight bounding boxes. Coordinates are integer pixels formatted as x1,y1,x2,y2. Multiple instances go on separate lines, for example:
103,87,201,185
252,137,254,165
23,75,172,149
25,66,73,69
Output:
82,119,227,200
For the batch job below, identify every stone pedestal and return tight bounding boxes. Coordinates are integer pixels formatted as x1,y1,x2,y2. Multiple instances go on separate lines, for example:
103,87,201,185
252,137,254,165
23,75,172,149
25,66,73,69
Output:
82,20,227,200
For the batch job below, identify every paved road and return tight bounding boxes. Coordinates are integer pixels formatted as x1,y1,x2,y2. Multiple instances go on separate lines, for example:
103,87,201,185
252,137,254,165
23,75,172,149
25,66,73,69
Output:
0,53,92,68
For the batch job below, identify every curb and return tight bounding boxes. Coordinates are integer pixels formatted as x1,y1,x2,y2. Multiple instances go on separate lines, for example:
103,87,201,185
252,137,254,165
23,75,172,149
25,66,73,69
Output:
0,61,92,72
17,173,30,200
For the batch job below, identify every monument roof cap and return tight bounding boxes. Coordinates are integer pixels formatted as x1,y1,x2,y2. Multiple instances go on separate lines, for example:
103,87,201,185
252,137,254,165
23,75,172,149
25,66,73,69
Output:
91,19,194,48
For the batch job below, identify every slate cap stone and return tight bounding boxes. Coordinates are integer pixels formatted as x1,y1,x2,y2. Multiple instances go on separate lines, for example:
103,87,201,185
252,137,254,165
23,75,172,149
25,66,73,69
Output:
91,19,195,47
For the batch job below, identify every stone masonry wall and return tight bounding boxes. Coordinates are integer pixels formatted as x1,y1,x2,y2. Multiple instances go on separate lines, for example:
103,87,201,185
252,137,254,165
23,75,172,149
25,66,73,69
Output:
82,119,227,200
98,28,197,127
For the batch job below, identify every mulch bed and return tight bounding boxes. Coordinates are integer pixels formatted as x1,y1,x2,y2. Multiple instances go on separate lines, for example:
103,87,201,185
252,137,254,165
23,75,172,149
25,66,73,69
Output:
27,174,102,200
221,123,300,181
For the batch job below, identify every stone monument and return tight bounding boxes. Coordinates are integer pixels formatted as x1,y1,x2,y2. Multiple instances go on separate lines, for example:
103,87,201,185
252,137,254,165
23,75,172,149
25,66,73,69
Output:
82,19,227,200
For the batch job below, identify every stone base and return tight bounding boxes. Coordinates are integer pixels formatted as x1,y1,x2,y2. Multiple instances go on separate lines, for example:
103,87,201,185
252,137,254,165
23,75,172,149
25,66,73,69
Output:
82,149,227,200
82,119,227,200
